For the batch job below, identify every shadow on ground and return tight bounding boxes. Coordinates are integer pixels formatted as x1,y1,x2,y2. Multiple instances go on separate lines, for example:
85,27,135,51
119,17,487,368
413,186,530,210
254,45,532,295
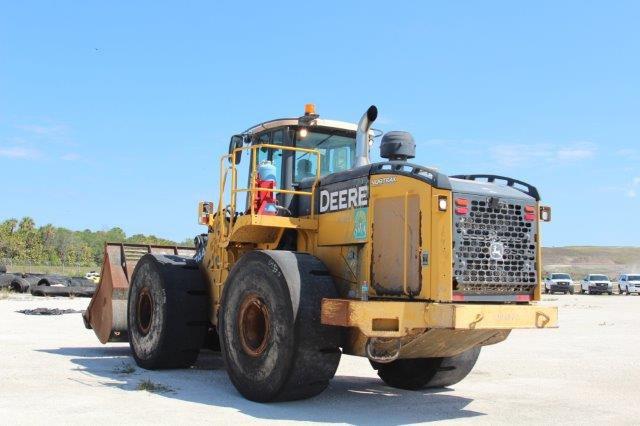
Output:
38,346,483,424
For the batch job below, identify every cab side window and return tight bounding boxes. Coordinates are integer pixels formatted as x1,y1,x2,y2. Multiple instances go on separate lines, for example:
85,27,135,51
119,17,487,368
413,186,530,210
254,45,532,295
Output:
255,131,283,181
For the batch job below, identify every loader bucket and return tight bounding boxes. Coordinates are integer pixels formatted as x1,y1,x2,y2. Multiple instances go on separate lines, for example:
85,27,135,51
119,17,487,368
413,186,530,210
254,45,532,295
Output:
83,243,196,343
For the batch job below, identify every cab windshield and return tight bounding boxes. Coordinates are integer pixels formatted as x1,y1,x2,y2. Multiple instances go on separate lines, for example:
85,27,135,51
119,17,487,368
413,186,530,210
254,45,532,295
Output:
551,274,571,280
628,275,640,281
294,128,356,182
589,275,609,281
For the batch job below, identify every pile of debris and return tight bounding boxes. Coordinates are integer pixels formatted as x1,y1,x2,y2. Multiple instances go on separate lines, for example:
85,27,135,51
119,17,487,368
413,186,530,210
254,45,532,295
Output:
18,308,84,315
0,266,97,297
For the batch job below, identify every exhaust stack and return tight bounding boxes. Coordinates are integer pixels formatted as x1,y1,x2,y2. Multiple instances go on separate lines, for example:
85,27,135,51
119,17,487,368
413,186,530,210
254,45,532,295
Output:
354,105,378,167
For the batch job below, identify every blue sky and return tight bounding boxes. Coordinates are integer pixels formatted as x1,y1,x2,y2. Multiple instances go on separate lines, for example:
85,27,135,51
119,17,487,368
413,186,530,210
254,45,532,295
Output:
0,1,638,246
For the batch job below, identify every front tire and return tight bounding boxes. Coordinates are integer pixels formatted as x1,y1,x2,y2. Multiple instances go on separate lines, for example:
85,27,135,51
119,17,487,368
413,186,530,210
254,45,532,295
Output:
219,251,341,402
127,254,209,369
371,347,481,390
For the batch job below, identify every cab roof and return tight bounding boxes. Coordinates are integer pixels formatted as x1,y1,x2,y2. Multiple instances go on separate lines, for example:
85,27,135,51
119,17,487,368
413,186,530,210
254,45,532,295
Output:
244,118,358,135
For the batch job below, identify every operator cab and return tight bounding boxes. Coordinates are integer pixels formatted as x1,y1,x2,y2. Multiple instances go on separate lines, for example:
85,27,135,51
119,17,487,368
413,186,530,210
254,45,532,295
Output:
237,105,359,213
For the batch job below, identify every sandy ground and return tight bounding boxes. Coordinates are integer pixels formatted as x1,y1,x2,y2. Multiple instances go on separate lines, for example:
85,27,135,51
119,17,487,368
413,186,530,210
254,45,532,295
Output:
1,294,638,425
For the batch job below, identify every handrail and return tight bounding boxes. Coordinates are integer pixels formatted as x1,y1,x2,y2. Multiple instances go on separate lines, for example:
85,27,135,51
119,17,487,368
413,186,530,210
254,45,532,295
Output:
218,143,321,239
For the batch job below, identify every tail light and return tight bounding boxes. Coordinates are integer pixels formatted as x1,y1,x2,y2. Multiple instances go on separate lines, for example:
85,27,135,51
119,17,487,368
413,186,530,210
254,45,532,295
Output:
524,205,535,221
455,198,468,215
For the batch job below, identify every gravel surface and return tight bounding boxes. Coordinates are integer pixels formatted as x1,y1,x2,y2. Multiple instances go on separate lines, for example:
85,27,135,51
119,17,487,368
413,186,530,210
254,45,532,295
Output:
0,294,638,425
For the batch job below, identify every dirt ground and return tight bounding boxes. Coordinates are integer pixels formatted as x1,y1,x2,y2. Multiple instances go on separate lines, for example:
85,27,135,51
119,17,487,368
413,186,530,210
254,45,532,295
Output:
1,294,637,425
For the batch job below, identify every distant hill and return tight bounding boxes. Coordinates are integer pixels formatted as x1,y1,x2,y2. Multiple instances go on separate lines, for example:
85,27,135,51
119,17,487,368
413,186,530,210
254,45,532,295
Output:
543,246,640,279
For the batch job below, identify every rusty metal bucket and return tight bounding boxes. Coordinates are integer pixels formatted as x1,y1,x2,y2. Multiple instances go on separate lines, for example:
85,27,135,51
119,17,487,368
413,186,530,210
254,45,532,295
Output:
83,243,196,343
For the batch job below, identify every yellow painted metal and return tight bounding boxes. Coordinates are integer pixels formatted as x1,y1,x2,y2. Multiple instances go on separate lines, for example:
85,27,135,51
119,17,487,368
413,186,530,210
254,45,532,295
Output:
367,175,453,300
321,298,558,338
534,201,543,301
430,189,453,302
317,209,357,246
225,215,318,244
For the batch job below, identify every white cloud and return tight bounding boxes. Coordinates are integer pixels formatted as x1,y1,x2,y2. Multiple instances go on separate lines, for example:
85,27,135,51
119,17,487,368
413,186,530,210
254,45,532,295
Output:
15,123,70,138
0,119,78,161
556,143,596,161
490,142,596,168
0,146,40,159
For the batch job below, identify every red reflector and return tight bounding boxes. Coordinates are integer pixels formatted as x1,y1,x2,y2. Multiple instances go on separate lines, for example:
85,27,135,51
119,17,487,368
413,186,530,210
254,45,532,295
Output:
524,213,535,221
455,207,468,215
452,293,465,301
524,205,535,213
515,294,531,302
455,198,468,207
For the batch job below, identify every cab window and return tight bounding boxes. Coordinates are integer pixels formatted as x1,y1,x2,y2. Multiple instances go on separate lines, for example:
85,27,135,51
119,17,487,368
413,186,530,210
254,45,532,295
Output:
255,130,284,181
293,128,356,182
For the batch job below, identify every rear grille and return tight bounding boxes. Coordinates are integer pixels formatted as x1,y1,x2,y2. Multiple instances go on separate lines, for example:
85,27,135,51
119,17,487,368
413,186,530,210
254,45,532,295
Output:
453,195,537,294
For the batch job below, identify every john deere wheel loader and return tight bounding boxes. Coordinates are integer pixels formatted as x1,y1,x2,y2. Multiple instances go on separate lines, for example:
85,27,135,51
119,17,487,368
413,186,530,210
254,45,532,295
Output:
84,104,557,402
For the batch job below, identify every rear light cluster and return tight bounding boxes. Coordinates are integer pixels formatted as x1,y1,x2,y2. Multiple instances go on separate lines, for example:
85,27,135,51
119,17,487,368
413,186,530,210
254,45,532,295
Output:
454,198,545,224
454,198,468,215
524,205,535,221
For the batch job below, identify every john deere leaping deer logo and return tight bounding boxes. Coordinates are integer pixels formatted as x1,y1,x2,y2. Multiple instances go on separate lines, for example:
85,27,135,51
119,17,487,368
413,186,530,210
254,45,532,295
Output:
489,241,505,261
353,208,368,240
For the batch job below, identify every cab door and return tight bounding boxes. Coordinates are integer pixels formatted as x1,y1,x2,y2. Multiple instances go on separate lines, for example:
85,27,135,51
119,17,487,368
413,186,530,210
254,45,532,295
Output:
248,129,290,209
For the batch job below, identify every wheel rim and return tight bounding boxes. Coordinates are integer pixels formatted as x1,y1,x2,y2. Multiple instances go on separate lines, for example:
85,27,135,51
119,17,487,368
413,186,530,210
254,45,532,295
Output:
136,287,154,335
238,294,270,357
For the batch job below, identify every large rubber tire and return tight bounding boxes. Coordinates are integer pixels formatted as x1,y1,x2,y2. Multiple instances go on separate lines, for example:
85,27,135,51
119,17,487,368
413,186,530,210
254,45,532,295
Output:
219,250,341,402
128,254,209,369
371,346,481,390
37,275,70,287
0,273,17,289
10,277,30,293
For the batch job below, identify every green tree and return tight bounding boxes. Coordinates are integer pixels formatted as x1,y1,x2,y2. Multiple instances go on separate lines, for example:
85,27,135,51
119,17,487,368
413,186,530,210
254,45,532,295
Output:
0,216,193,268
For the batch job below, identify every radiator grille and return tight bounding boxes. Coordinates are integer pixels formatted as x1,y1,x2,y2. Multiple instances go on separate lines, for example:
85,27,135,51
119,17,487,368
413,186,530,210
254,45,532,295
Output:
453,196,537,294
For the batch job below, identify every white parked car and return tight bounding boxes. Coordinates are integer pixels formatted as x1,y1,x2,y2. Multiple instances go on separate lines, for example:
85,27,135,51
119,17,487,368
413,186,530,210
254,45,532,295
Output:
85,271,100,284
544,273,573,294
618,274,640,295
581,274,612,295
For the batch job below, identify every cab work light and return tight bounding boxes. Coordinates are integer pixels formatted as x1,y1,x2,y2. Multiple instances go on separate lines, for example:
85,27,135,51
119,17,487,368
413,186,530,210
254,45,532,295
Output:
437,196,448,211
540,206,552,222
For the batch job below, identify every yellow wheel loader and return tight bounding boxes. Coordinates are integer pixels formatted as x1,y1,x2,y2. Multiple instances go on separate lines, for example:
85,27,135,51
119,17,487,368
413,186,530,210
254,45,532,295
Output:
84,104,557,402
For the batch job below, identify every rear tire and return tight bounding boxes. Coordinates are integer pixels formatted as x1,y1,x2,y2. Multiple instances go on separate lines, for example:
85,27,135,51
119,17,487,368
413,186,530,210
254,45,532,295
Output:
127,254,209,369
371,347,481,390
219,250,341,402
